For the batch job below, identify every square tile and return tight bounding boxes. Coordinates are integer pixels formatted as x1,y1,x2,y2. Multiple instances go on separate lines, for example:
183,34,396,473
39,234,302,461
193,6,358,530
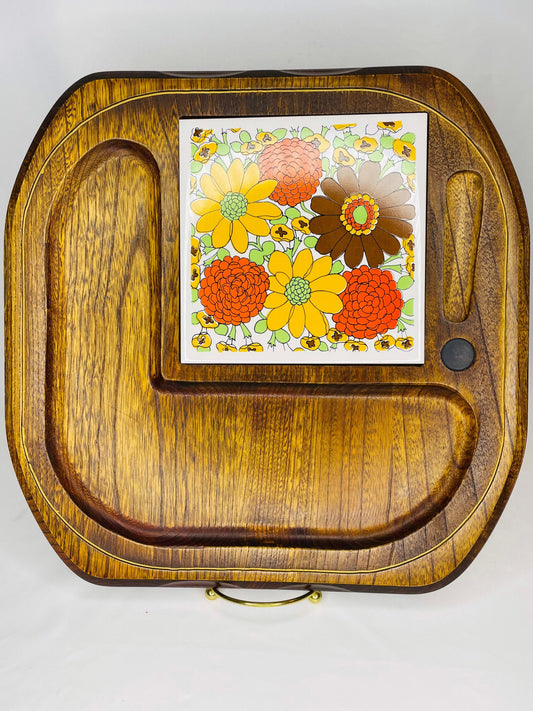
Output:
180,113,427,364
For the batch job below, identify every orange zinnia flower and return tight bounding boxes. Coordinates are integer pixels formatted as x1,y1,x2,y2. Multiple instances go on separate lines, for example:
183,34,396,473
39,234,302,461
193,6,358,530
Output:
199,256,269,326
258,137,322,207
333,266,403,339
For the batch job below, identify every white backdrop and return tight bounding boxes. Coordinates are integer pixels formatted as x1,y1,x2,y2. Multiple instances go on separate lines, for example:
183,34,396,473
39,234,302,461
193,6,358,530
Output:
1,2,532,709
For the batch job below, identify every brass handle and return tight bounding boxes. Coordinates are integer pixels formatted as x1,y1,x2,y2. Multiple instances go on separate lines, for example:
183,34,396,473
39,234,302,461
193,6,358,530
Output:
205,586,322,607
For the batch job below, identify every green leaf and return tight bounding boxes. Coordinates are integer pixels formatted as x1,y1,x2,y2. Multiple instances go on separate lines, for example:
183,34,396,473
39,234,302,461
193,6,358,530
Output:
331,260,344,274
215,324,228,335
272,128,287,140
304,236,318,248
343,134,359,147
191,289,199,302
400,132,415,143
380,134,394,149
270,215,288,225
249,249,264,265
191,144,198,157
217,143,230,156
191,224,196,236
190,161,203,174
217,248,230,260
191,312,199,325
333,136,345,149
197,346,211,352
201,234,212,247
386,264,402,273
230,141,242,153
285,207,300,220
301,127,313,139
396,275,414,290
401,160,415,175
254,319,268,334
275,329,290,344
402,298,414,316
318,342,328,351
239,130,251,143
369,150,383,163
262,241,275,255
211,135,222,144
321,157,330,173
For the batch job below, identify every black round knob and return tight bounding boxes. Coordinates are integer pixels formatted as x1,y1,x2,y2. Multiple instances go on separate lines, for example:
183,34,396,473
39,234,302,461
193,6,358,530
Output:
441,338,476,371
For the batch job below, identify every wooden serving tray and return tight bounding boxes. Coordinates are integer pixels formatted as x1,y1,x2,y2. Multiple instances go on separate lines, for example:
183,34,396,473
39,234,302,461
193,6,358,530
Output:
5,68,529,592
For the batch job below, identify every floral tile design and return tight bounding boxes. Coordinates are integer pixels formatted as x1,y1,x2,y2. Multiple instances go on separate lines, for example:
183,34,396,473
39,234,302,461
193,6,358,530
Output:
180,113,427,364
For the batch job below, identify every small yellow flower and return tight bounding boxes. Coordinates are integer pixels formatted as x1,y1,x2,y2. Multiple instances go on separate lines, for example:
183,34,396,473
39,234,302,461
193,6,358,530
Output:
197,311,218,328
191,264,201,288
241,140,263,155
265,249,346,338
229,128,241,133
402,235,415,257
239,343,264,352
407,173,416,192
270,223,294,242
191,158,282,252
300,336,320,350
374,334,396,351
406,256,415,278
191,237,201,264
354,137,378,153
256,131,277,145
194,142,217,163
191,128,213,144
216,342,237,352
291,216,310,234
333,123,357,130
396,336,414,350
393,139,416,161
333,147,355,165
327,328,348,343
192,333,211,348
344,340,367,351
304,133,330,152
377,121,402,132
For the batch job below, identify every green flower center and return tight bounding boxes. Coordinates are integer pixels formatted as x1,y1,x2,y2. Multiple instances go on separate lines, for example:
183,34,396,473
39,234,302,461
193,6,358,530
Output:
285,276,311,305
220,192,248,220
352,205,369,224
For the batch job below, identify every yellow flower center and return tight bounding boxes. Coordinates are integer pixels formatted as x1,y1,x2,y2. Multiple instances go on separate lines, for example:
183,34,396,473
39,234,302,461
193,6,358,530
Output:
340,193,379,235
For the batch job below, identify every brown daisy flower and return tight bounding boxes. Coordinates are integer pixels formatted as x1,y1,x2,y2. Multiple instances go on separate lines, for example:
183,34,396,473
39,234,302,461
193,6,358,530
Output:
309,162,415,268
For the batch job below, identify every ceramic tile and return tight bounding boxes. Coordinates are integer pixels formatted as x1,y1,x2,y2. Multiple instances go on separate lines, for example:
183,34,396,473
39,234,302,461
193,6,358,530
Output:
180,113,427,364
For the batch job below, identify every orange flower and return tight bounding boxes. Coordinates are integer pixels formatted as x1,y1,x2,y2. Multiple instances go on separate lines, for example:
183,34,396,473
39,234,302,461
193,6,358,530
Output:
333,267,403,340
199,256,269,326
258,137,322,207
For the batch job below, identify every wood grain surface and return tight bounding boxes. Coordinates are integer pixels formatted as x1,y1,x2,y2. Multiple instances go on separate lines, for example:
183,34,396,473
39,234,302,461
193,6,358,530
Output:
5,67,529,591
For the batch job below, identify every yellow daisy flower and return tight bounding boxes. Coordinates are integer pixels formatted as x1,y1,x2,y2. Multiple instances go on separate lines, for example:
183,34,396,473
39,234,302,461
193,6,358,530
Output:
191,159,282,253
264,249,346,338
